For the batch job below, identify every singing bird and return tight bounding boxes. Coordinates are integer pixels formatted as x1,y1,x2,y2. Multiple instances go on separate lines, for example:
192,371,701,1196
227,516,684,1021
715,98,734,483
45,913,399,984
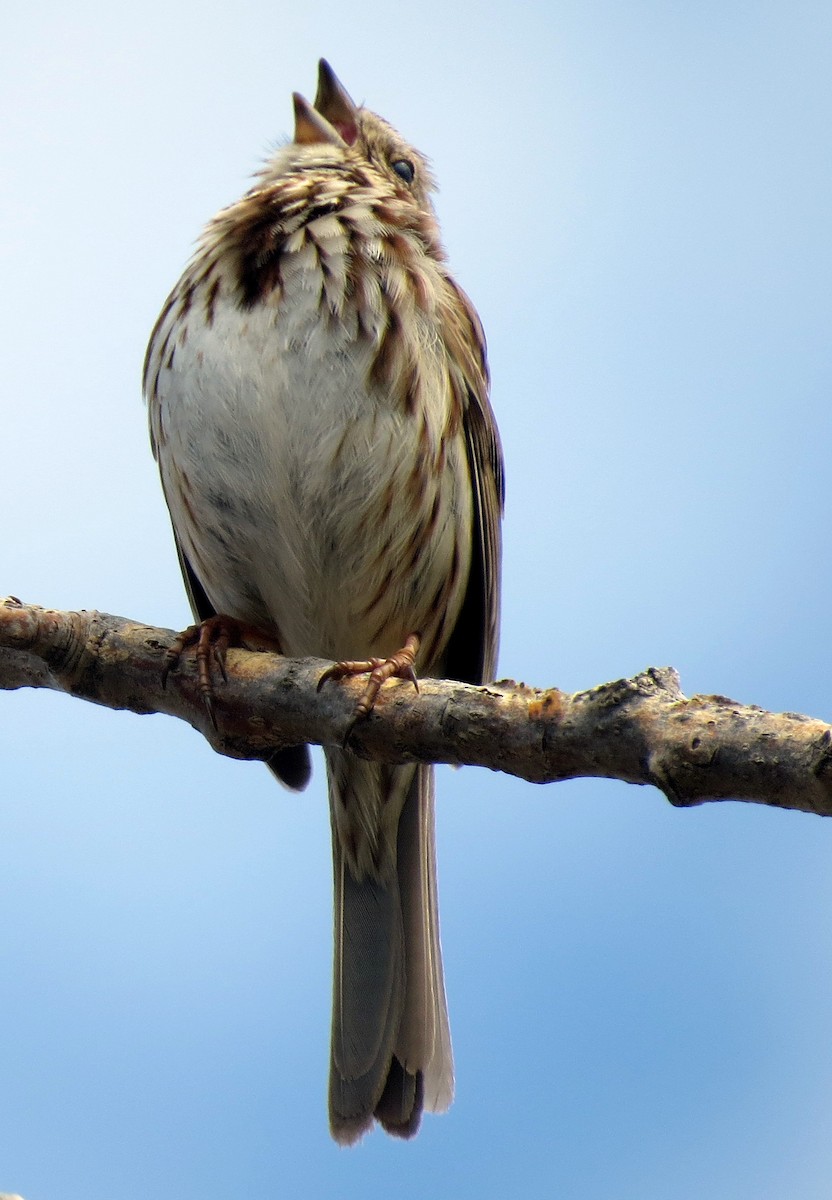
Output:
144,61,503,1142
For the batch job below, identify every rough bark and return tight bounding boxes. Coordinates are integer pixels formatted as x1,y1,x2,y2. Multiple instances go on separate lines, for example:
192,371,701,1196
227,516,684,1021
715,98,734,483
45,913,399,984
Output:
2,598,831,816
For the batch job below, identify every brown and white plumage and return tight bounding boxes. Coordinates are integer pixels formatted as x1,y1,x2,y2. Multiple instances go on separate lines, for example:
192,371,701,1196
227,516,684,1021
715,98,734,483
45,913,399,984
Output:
144,60,503,1142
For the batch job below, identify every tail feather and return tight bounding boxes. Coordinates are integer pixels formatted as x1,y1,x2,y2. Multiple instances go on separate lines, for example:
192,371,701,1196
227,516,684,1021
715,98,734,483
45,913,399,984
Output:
396,765,454,1113
328,856,404,1140
374,1057,423,1138
327,754,454,1144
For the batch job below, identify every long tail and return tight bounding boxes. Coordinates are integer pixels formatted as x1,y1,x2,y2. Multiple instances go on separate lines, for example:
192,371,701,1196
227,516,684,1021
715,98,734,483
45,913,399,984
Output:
326,751,453,1144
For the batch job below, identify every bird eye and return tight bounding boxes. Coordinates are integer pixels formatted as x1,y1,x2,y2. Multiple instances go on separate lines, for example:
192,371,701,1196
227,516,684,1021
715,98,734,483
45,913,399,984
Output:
391,158,415,184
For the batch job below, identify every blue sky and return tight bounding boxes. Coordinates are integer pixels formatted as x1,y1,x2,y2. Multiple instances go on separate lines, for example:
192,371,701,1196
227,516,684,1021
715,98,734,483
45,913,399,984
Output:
2,2,832,1197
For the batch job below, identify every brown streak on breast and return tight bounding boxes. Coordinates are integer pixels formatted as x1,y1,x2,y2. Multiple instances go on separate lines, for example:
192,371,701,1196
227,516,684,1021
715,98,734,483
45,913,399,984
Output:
409,265,433,314
368,305,401,393
444,373,465,441
360,562,395,624
373,198,402,225
344,242,377,342
176,474,200,537
204,277,222,326
423,489,442,544
144,292,178,387
304,226,324,268
330,421,352,468
235,195,289,308
403,413,431,502
419,538,462,669
398,517,427,578
178,281,195,317
383,229,413,262
402,359,420,416
377,475,396,525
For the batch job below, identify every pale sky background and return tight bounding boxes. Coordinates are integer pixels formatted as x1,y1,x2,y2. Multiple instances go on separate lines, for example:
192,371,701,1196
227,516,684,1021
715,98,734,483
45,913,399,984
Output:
2,2,832,1198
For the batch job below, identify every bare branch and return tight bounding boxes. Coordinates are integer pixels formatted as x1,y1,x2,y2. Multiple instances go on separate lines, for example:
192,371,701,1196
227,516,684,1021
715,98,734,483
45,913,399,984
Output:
2,598,831,816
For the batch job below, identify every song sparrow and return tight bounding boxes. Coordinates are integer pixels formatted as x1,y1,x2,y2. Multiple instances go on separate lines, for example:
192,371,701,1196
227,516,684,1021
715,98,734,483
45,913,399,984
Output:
144,60,503,1143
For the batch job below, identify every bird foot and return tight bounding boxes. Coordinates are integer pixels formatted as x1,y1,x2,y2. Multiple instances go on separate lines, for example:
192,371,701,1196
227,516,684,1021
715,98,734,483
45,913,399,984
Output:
318,633,420,741
162,615,281,728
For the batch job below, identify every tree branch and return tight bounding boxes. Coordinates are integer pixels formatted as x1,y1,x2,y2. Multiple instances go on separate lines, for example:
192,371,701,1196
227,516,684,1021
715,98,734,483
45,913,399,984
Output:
2,598,831,816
